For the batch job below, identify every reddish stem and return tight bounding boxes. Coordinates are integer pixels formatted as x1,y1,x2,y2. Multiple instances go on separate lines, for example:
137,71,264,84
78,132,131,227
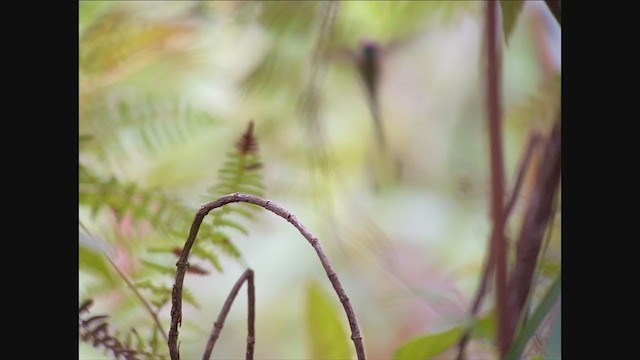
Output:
485,0,510,356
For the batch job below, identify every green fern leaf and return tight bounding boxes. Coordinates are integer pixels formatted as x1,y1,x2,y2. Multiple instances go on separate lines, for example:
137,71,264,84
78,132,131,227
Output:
190,246,223,272
181,287,200,309
140,260,176,276
213,218,250,235
190,121,265,266
224,207,257,220
211,231,242,259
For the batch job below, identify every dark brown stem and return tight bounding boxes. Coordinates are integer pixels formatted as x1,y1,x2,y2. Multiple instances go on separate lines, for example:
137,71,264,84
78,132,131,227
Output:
485,1,510,356
544,0,561,26
455,132,543,359
169,193,365,360
506,118,561,342
202,269,255,360
247,268,256,360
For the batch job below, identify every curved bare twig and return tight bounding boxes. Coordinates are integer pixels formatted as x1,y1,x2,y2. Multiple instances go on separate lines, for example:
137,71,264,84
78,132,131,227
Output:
168,193,365,360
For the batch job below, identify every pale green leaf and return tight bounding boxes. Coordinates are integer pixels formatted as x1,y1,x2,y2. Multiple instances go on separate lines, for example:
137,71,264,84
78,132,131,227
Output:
305,281,352,360
500,0,525,44
470,311,496,341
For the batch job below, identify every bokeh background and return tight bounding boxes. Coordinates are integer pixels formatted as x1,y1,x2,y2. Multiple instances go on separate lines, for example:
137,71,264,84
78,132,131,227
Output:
79,1,561,359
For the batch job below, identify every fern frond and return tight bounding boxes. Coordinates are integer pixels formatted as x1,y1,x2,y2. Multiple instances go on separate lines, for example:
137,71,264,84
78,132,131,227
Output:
134,280,200,310
79,299,165,360
223,206,257,220
140,260,176,277
202,121,266,243
213,218,250,235
81,122,264,341
197,225,243,259
79,168,190,229
80,7,195,76
190,245,223,273
80,93,219,165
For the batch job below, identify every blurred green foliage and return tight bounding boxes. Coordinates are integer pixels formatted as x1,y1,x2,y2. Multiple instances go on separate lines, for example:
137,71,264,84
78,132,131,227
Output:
305,280,352,359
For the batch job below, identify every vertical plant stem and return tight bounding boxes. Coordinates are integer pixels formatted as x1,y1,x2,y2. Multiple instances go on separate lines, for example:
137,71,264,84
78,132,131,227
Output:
507,118,561,341
169,193,365,360
485,0,510,356
455,131,542,360
202,268,255,360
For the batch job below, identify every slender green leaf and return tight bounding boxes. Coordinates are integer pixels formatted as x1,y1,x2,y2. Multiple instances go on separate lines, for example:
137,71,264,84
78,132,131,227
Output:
499,0,525,44
505,274,561,359
470,311,496,341
305,281,352,360
394,312,496,360
394,326,463,360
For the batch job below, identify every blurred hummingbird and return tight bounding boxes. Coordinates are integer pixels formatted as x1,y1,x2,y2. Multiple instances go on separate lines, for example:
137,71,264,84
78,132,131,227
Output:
315,32,424,189
347,36,421,187
356,39,387,153
331,34,421,155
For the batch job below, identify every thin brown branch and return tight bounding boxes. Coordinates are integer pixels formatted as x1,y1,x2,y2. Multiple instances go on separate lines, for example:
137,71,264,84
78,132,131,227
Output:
169,193,365,360
455,131,543,360
202,269,255,360
485,0,510,356
506,117,561,342
79,221,169,343
106,257,169,343
455,249,494,360
544,0,561,26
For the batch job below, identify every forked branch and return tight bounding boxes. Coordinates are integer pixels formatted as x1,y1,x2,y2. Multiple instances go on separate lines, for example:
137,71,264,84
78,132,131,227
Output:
168,193,365,360
202,268,255,360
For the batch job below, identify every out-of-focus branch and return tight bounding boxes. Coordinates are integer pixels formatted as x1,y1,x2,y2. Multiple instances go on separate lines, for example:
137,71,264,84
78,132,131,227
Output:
544,0,561,25
506,117,561,342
